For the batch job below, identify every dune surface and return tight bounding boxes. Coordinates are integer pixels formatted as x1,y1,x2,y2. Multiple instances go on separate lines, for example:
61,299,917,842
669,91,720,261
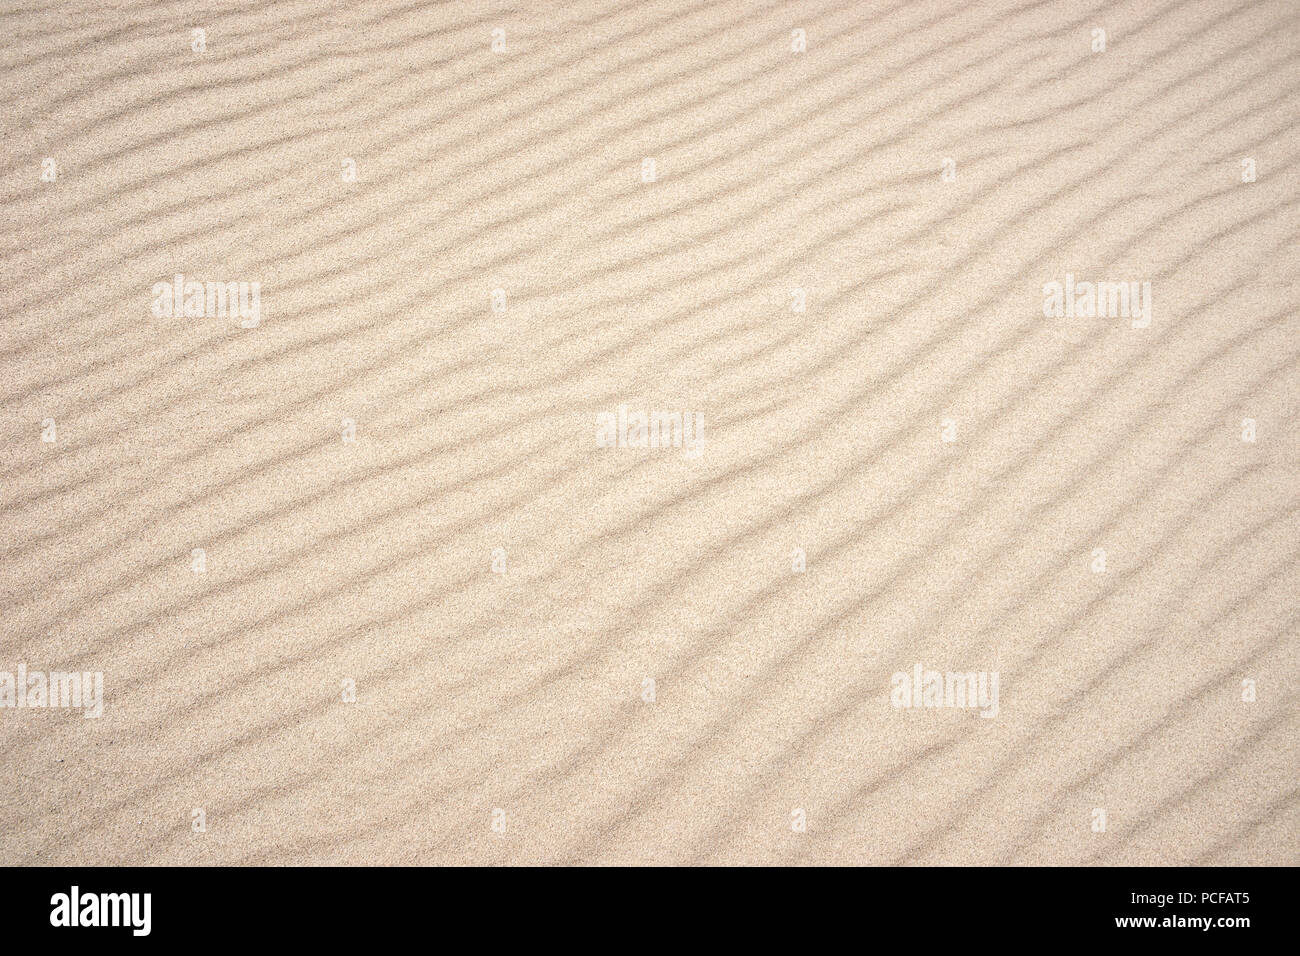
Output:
1,0,1297,865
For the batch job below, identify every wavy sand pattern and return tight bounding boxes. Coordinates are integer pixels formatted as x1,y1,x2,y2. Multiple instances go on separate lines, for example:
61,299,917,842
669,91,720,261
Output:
1,0,1297,865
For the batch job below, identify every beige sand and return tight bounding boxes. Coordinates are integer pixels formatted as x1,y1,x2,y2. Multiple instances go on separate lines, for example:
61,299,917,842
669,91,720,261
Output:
0,0,1296,865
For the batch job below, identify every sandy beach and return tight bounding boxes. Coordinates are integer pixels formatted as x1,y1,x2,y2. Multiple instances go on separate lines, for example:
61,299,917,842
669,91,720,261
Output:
1,0,1297,865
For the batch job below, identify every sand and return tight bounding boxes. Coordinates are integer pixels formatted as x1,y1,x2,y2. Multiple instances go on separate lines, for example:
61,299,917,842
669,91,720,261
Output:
0,0,1296,865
